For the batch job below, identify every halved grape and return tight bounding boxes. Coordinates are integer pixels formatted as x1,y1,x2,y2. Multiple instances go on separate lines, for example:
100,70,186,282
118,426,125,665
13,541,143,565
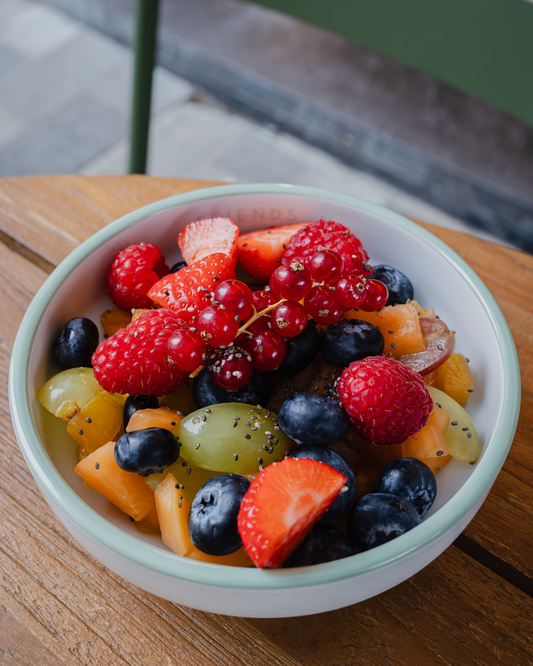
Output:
427,386,479,463
175,403,291,475
398,318,455,375
38,367,104,421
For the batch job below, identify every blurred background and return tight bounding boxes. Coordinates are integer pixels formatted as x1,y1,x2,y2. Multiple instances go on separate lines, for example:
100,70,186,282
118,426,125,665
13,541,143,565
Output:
1,0,532,251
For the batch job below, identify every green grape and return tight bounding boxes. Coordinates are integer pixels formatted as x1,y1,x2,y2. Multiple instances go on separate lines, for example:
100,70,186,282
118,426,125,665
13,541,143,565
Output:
143,457,223,503
427,386,480,463
174,403,291,475
38,367,104,421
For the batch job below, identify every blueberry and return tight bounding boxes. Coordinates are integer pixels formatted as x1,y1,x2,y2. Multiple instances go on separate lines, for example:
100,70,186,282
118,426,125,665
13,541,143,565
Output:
374,458,437,517
270,320,321,377
114,427,180,476
170,260,187,273
289,446,355,521
54,317,99,369
189,474,250,556
372,265,414,306
320,319,384,367
278,393,349,446
193,366,271,408
347,493,421,551
283,524,355,568
123,394,160,428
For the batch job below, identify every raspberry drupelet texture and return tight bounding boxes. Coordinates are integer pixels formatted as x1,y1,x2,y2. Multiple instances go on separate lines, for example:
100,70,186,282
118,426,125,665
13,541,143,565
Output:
282,220,372,277
106,242,169,310
92,310,189,395
337,356,433,445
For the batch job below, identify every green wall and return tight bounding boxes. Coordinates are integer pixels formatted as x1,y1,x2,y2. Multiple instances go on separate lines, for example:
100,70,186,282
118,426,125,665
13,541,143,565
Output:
248,0,533,127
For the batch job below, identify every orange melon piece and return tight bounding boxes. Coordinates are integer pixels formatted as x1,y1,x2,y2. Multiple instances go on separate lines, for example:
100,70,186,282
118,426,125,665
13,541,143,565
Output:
401,424,449,459
127,407,184,432
101,309,131,337
75,441,156,520
420,455,452,475
155,473,193,556
424,369,439,387
185,545,254,567
67,391,125,454
426,401,450,432
436,353,473,407
345,303,426,356
409,300,435,318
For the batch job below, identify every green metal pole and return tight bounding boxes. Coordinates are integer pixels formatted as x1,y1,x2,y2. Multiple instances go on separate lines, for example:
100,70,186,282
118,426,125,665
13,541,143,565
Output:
129,0,160,174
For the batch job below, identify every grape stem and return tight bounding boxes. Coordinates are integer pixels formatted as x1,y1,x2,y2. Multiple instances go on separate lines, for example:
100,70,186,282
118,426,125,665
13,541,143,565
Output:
235,299,284,338
187,299,283,378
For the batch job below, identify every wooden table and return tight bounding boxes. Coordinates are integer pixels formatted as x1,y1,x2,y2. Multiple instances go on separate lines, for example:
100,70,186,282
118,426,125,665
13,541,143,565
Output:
1,176,532,666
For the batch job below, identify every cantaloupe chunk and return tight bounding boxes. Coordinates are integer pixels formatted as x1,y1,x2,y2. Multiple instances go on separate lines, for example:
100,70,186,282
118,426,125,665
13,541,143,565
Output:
127,407,184,433
426,402,450,432
101,309,131,337
424,368,439,387
409,300,435,318
74,441,156,520
436,353,474,407
155,473,194,556
401,424,449,459
420,455,452,475
67,391,125,454
185,544,254,567
345,302,426,356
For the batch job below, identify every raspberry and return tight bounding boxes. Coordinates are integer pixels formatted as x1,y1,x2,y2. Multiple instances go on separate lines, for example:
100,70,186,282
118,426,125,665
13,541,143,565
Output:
92,310,189,395
107,242,169,311
282,220,372,276
337,356,433,444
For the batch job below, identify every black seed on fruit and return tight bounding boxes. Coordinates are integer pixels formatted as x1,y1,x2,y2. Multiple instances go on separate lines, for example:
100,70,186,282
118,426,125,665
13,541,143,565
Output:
233,454,238,461
164,290,169,295
451,421,458,426
130,516,135,522
86,417,92,423
258,457,263,464
436,467,441,473
463,427,469,431
205,408,211,413
187,467,191,475
233,422,238,428
95,462,99,469
196,443,201,449
467,432,472,438
178,501,182,508
437,345,443,350
78,429,83,435
436,403,442,409
175,484,179,489
182,462,187,467
468,389,474,393
391,343,397,349
244,433,251,439
388,331,394,335
437,450,443,456
171,421,176,426
245,421,251,426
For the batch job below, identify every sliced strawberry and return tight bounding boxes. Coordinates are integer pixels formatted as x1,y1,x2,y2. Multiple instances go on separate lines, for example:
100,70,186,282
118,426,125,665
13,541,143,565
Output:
178,217,239,267
237,222,309,282
237,457,347,568
147,253,235,324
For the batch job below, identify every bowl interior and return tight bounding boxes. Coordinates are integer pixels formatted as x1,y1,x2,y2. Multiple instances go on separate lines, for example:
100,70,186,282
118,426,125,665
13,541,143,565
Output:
23,188,508,574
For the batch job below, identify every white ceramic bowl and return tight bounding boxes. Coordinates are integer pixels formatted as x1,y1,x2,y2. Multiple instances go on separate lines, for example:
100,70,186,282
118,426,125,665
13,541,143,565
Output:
9,184,520,618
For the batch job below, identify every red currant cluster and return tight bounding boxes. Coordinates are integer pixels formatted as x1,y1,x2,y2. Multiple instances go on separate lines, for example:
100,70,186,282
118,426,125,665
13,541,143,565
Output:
165,249,388,392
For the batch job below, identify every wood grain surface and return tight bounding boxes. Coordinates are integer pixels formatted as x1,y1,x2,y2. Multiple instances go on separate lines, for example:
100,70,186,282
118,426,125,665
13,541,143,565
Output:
0,176,531,666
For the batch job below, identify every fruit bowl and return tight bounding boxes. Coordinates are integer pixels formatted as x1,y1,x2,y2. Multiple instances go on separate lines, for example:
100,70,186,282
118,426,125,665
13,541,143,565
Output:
9,184,520,617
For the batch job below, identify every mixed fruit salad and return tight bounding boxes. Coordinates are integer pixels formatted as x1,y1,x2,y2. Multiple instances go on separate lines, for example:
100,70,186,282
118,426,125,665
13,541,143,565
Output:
38,216,479,569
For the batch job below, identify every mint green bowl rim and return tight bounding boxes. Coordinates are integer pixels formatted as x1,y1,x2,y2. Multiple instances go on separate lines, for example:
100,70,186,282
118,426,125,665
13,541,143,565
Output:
9,183,521,590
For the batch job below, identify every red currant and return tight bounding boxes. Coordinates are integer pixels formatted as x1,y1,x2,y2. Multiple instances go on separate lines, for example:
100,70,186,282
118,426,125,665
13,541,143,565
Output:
214,279,253,320
334,275,367,309
308,250,344,284
166,329,207,372
210,347,253,390
243,330,287,372
246,290,278,333
270,301,308,337
196,306,239,347
358,279,389,312
269,261,313,301
303,285,345,326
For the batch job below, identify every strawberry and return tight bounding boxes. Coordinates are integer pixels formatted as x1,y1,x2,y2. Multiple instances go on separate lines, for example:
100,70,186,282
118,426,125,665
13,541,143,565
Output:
147,253,235,324
178,217,239,267
237,457,347,568
237,222,309,282
91,310,189,395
